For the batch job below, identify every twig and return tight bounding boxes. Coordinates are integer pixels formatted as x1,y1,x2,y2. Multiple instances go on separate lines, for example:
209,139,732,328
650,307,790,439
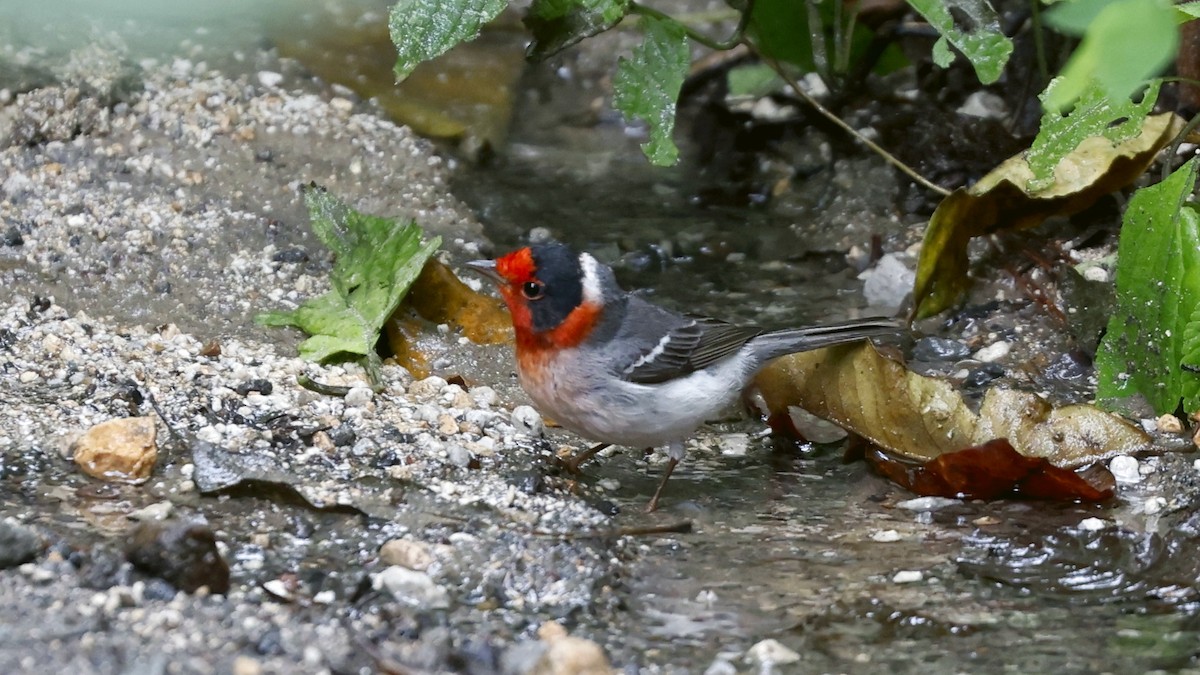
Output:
756,51,952,197
629,0,754,51
534,520,694,539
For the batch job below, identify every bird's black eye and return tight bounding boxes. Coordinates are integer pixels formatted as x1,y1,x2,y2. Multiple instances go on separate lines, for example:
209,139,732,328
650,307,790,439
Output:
521,280,544,300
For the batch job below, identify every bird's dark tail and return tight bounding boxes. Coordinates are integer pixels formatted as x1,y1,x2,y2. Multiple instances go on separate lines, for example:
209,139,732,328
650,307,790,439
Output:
750,317,905,363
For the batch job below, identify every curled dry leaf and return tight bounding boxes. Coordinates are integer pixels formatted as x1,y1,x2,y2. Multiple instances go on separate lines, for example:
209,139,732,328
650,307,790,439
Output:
911,111,1183,319
753,342,1149,493
386,258,512,377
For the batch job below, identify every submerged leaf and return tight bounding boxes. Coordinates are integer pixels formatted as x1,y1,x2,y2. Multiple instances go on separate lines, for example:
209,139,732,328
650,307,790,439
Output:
911,110,1181,318
865,439,1113,501
907,0,1013,84
257,187,441,364
524,0,631,60
753,341,1150,473
1096,159,1200,414
385,257,512,377
612,17,690,166
389,0,509,80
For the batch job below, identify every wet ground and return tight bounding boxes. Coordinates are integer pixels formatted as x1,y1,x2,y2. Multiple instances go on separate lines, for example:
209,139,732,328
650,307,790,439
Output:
3,1,1200,673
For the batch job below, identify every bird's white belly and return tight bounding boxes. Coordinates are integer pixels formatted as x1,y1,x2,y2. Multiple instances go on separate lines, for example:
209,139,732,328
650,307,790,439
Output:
521,353,747,449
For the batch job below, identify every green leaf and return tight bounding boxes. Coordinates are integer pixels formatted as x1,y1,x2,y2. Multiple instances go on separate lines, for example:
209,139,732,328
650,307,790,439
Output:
612,17,690,166
1179,1,1200,21
1026,79,1160,192
747,0,815,70
1096,159,1200,414
906,0,1013,84
389,0,508,81
256,187,441,364
726,63,782,99
1043,0,1178,112
524,0,630,61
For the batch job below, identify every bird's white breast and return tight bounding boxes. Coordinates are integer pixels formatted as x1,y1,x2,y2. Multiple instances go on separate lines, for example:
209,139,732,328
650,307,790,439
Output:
520,348,751,449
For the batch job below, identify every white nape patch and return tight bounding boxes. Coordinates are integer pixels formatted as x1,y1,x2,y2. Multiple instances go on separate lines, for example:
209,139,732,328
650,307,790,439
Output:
578,253,603,304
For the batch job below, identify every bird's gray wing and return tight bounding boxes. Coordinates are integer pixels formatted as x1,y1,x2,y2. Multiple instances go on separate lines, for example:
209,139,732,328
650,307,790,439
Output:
615,302,763,384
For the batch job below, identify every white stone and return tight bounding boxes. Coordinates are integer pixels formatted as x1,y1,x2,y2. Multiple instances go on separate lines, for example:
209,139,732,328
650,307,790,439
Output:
1109,455,1140,484
892,570,923,584
744,638,800,666
1078,517,1109,531
973,341,1011,363
871,529,902,543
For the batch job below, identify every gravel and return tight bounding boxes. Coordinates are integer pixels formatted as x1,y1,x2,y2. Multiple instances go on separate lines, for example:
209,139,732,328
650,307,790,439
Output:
0,56,625,672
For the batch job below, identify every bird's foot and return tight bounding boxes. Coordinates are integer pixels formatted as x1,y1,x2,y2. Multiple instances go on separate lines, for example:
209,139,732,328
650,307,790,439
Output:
644,455,679,513
558,442,610,475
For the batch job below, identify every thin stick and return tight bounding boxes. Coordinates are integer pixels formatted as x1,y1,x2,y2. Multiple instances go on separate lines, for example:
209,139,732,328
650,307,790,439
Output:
757,51,952,197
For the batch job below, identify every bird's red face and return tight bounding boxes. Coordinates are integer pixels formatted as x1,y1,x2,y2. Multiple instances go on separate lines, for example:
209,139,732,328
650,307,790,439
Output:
468,244,602,355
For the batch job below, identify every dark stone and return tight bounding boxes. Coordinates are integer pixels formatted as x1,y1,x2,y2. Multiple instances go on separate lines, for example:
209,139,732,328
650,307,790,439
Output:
271,247,308,263
125,520,231,594
327,423,356,447
511,470,546,495
1043,351,1090,381
0,519,42,568
78,547,134,589
911,336,971,362
964,363,1005,388
141,578,178,601
1,226,23,247
255,628,286,656
235,379,273,396
372,448,401,469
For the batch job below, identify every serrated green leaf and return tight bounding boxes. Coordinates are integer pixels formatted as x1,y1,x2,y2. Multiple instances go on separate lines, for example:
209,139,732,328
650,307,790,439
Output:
612,17,689,166
1096,159,1200,414
906,0,1013,84
1043,0,1177,112
1026,79,1160,193
256,187,441,364
524,0,630,61
1179,1,1200,20
389,0,508,81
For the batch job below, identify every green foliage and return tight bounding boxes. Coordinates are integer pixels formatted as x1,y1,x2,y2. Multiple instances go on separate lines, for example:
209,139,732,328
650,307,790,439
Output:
257,187,441,366
1026,79,1160,192
1043,0,1178,112
612,17,690,166
1096,160,1200,414
747,0,815,71
389,0,508,80
524,0,630,60
906,0,1013,84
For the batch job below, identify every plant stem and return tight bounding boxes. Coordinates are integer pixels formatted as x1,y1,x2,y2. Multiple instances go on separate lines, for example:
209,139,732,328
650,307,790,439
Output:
629,0,755,51
756,50,951,197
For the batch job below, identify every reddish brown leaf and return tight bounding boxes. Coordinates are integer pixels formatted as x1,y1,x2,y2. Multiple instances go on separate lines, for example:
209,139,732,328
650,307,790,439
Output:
866,439,1114,502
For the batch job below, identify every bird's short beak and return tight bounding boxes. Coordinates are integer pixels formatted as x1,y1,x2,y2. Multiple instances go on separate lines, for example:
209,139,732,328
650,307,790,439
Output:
465,259,503,285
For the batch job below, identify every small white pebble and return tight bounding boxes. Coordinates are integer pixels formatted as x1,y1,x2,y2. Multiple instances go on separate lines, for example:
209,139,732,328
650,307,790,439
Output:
896,496,960,511
871,529,902,543
1109,455,1140,484
1078,517,1109,531
892,570,923,584
257,71,284,88
1144,496,1167,515
510,405,544,437
973,341,1011,363
19,371,39,384
344,386,374,408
